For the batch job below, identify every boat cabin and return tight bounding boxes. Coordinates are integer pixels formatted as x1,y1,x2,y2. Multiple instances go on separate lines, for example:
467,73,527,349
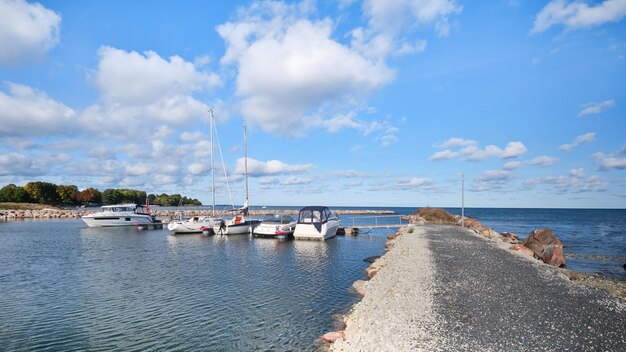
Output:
297,206,337,224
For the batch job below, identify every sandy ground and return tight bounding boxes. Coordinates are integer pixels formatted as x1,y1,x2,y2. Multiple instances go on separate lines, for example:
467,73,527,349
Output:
331,224,626,351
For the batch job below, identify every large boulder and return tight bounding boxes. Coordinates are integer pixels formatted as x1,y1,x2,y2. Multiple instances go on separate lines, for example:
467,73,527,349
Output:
522,228,566,268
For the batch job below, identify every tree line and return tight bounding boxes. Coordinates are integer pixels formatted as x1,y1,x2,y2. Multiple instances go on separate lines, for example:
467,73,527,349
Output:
0,182,202,207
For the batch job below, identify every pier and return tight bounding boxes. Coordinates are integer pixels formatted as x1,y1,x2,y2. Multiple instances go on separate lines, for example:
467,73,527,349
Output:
337,215,408,236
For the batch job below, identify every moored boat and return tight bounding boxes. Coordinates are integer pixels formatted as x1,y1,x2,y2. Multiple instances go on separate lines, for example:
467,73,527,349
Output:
253,214,297,239
168,216,220,234
293,206,340,240
81,204,157,227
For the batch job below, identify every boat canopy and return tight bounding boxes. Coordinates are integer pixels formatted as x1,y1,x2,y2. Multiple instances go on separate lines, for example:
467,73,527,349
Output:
297,206,336,224
261,214,294,224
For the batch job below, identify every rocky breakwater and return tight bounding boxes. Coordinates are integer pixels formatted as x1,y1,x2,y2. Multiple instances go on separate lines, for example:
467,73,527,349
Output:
0,208,90,219
406,207,568,268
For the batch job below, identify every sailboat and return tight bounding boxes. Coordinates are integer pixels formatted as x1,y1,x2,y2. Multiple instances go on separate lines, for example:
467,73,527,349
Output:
168,109,222,234
213,121,261,235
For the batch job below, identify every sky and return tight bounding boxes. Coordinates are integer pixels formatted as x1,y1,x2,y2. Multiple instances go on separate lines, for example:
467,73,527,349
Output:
0,0,625,208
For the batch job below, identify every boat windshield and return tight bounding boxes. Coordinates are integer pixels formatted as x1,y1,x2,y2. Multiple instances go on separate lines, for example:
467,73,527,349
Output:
298,209,324,223
262,214,294,224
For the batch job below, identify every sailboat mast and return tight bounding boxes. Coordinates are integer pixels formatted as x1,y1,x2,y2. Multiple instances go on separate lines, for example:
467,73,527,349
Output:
243,120,249,206
210,109,215,217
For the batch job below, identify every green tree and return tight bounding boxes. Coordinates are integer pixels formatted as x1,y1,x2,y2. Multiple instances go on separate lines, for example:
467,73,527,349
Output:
56,185,79,205
23,181,60,204
0,184,32,203
101,189,122,204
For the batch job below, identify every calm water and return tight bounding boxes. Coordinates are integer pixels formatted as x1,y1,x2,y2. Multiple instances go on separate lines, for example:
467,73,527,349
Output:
0,218,389,351
1,207,625,351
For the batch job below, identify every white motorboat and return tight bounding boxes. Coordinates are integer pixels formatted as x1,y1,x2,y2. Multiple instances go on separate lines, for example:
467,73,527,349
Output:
293,206,340,240
167,216,220,234
253,214,297,239
82,203,156,227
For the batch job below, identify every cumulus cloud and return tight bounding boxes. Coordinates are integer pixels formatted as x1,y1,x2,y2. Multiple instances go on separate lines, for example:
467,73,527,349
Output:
532,0,626,33
0,82,75,136
77,47,221,138
0,0,61,65
218,4,394,135
430,138,527,161
352,0,461,59
235,157,314,176
471,170,513,191
578,99,615,117
559,132,595,151
94,46,220,105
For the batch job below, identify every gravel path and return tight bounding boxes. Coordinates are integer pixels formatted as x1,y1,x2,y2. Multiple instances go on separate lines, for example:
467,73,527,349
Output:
331,224,626,351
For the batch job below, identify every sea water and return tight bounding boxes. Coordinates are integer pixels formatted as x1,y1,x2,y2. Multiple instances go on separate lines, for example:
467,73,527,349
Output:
0,218,388,351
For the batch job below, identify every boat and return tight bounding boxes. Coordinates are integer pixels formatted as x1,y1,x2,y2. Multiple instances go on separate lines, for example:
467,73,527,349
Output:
253,214,297,239
167,216,219,234
293,206,340,240
213,122,260,235
167,109,223,235
82,203,157,227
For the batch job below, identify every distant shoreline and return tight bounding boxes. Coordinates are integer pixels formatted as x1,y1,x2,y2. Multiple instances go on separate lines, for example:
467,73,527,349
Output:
0,205,396,219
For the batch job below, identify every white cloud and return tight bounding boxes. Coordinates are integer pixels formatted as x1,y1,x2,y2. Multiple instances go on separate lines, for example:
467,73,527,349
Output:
430,138,527,161
217,2,394,136
281,176,312,185
503,161,522,170
523,169,605,193
0,152,40,176
78,47,220,138
578,99,615,117
528,155,559,166
0,0,61,65
235,158,314,176
559,132,595,151
471,170,513,191
533,0,626,33
94,46,220,105
188,162,210,176
594,152,626,171
0,82,75,136
396,177,436,191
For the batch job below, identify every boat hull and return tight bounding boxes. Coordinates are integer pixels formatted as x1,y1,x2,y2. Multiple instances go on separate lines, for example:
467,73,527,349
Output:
293,221,340,240
167,217,218,234
253,222,296,238
82,214,154,227
214,220,260,235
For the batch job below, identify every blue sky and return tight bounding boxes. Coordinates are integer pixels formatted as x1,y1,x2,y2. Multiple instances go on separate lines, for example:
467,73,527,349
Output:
0,0,625,208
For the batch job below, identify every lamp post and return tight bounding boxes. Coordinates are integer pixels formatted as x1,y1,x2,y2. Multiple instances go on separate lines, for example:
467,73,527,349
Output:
461,172,465,227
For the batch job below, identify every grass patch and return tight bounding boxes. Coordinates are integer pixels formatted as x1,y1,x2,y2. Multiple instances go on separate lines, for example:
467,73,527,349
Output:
414,207,457,224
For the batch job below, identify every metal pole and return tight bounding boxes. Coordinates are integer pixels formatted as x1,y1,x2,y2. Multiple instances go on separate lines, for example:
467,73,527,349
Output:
210,109,215,217
243,121,249,210
461,172,465,227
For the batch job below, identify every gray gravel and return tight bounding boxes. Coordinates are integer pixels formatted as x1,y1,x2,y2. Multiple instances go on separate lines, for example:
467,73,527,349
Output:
332,224,626,351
